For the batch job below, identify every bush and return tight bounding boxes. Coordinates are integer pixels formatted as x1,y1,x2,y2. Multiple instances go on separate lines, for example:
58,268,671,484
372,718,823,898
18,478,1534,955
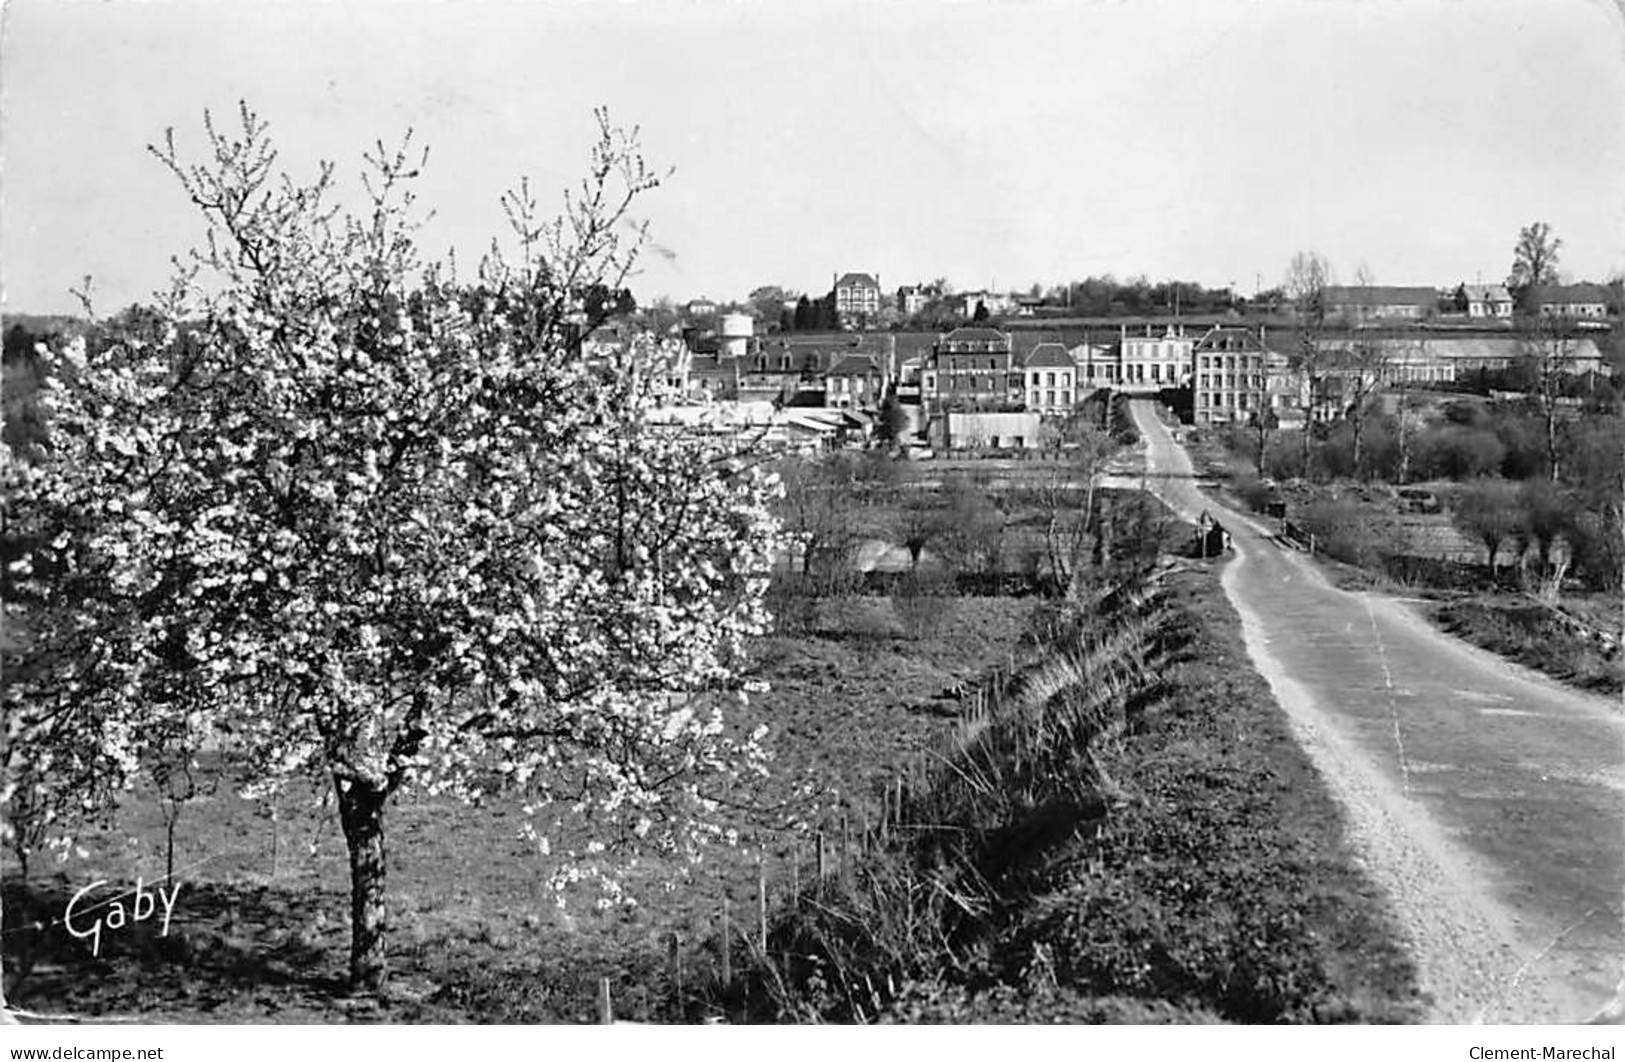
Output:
1263,431,1307,482
1297,499,1400,567
1412,426,1506,481
1450,478,1521,571
1568,508,1625,594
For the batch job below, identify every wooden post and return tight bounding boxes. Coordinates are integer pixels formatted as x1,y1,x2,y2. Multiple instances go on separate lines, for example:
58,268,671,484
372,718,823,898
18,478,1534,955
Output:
791,849,800,896
815,831,827,882
839,813,849,878
669,932,683,1015
598,977,613,1024
757,861,768,953
720,900,732,988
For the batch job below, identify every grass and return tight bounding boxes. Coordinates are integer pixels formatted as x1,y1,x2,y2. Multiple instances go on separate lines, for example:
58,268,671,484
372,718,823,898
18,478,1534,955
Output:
2,595,1036,1023
723,559,1424,1024
1430,596,1624,695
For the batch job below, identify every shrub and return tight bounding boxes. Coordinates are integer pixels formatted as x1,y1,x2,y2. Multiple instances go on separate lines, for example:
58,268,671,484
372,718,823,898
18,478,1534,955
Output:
1263,431,1307,481
1413,426,1506,481
1296,499,1396,567
1450,478,1521,571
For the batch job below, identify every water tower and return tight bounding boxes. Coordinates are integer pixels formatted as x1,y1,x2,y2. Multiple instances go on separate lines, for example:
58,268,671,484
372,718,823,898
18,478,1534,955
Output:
720,312,754,358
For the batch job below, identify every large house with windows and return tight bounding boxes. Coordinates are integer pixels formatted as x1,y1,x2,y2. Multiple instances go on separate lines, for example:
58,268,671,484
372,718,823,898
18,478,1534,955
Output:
1021,343,1078,414
833,272,883,320
823,353,885,410
1192,325,1266,424
1117,324,1195,393
924,327,1019,411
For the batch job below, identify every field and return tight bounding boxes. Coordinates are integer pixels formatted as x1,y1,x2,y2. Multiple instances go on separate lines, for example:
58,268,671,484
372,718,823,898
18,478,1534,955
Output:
3,595,1037,1022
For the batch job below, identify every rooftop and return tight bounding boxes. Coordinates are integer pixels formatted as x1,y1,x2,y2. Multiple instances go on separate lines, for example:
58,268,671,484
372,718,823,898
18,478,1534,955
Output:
1022,342,1077,368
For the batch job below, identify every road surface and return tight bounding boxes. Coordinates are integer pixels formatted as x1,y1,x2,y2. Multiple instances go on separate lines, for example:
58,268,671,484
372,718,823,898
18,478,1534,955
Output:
1125,399,1625,1024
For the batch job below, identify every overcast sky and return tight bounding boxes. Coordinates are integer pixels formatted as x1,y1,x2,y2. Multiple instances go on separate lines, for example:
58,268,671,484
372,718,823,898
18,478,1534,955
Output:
3,0,1623,316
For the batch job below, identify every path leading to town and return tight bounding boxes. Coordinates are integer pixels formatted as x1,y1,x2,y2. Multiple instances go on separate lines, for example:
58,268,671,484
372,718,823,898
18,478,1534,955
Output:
1124,399,1625,1024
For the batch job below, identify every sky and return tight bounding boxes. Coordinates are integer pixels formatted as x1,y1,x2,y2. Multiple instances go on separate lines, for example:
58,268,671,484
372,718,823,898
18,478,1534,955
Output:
3,0,1623,316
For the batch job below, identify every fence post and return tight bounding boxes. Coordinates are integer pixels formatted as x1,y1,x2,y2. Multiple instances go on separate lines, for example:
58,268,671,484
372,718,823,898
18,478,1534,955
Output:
720,899,732,988
757,860,768,953
598,977,613,1024
669,932,683,1016
839,812,849,879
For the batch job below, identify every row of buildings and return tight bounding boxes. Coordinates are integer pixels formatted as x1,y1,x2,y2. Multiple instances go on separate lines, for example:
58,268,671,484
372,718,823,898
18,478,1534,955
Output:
635,317,1609,449
1322,282,1615,322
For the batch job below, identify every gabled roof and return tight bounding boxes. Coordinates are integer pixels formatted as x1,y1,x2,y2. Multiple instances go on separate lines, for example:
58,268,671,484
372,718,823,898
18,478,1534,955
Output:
826,353,880,376
835,272,879,289
1460,284,1512,302
1323,286,1437,307
1533,283,1612,305
1193,325,1264,352
1022,343,1077,369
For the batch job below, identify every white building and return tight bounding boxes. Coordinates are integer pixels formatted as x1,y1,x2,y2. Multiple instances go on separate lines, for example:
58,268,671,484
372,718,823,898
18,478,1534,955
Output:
1021,342,1079,414
1117,324,1194,393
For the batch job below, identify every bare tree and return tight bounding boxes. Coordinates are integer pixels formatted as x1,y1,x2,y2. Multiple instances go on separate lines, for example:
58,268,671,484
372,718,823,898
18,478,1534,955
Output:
1452,478,1522,574
1333,332,1391,476
894,497,941,572
1248,407,1279,476
1285,250,1334,473
778,456,862,585
1392,369,1425,485
1507,221,1562,310
1518,312,1578,481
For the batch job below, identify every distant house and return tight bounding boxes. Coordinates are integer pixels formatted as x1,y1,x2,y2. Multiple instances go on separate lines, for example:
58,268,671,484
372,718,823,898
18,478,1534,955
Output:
1323,286,1438,321
824,353,884,410
926,327,1018,412
897,285,932,316
1532,283,1612,319
1192,326,1266,425
1021,343,1078,414
959,291,1015,318
833,272,882,320
1457,283,1514,319
685,297,718,318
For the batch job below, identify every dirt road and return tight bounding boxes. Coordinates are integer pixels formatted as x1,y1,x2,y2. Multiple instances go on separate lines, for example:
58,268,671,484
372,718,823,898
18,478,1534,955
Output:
1125,400,1625,1024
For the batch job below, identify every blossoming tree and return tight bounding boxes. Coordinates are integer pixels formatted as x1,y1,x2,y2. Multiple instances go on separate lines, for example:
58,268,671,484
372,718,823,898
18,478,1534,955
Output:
3,104,781,990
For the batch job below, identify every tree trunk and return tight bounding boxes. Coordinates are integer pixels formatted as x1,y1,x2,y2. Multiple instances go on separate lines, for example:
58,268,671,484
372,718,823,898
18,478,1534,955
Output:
1545,402,1561,483
335,775,390,992
1351,411,1365,479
